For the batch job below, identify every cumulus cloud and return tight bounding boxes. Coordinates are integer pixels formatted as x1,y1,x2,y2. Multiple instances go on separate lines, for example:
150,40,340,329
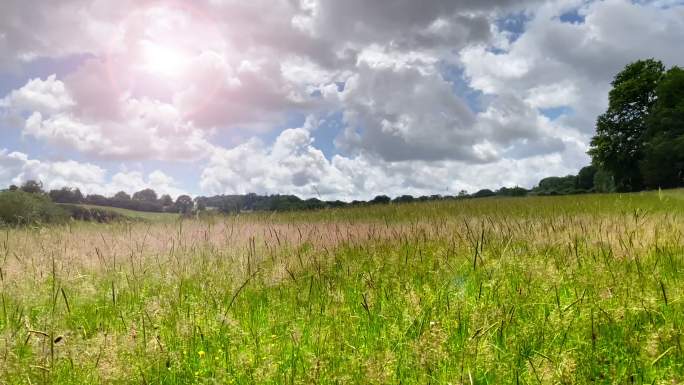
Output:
2,0,684,199
2,73,213,160
0,149,186,198
0,75,75,113
201,127,353,198
294,0,538,52
0,149,106,193
200,121,586,200
329,63,484,162
460,0,684,135
108,170,186,198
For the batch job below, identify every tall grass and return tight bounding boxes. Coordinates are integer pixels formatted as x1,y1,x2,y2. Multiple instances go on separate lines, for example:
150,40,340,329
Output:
0,191,683,383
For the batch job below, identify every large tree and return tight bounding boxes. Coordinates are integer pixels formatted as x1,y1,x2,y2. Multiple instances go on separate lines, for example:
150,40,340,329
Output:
589,59,665,191
159,194,173,207
132,188,158,202
20,180,44,194
640,67,684,188
174,195,194,214
49,187,84,203
113,191,131,201
576,165,597,191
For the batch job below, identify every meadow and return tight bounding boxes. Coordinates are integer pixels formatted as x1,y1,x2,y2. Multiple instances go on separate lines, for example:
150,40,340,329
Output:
68,204,181,222
1,191,683,384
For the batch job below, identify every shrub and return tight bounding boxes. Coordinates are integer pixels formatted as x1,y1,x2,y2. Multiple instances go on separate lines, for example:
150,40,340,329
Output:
60,204,125,223
472,189,496,198
0,190,69,225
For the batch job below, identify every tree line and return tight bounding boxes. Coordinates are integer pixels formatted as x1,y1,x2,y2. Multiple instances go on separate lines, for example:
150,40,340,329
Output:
4,182,195,214
2,163,607,217
3,57,681,218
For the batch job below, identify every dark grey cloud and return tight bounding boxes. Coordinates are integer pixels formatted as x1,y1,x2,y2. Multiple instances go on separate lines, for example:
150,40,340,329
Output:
331,64,483,162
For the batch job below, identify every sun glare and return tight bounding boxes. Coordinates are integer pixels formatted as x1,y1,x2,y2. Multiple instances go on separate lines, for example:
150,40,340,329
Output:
141,42,188,77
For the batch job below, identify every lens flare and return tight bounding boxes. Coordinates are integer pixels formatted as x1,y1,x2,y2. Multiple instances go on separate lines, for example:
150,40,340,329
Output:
105,1,223,117
141,41,188,77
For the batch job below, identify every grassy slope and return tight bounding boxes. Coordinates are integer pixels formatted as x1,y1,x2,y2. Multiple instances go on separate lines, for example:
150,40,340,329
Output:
1,190,684,384
71,203,180,221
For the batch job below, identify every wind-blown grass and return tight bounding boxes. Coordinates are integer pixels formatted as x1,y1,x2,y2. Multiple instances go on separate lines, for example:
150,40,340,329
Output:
1,191,683,383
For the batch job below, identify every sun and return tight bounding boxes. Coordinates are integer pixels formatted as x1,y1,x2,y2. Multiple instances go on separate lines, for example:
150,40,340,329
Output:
141,41,189,77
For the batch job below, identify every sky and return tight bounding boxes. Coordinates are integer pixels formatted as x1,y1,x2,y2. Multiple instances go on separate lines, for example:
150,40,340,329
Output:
1,0,684,200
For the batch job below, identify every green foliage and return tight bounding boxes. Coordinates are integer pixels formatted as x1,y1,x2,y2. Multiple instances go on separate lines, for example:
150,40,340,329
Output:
393,195,416,203
534,175,580,195
590,60,684,191
593,168,616,193
0,190,68,225
640,136,684,189
132,188,158,202
87,191,165,212
496,186,528,197
20,180,44,194
471,188,495,198
73,204,179,221
49,187,84,204
589,59,666,191
113,191,131,201
60,204,125,223
159,194,174,207
174,195,194,214
576,165,597,191
370,195,391,204
640,67,684,188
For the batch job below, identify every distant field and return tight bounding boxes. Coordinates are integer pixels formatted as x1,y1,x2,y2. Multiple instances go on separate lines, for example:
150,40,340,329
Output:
2,191,684,384
69,203,180,221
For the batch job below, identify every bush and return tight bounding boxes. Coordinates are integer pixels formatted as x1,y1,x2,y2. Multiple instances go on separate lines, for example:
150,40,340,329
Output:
60,204,125,223
0,190,69,225
370,195,391,204
472,189,496,198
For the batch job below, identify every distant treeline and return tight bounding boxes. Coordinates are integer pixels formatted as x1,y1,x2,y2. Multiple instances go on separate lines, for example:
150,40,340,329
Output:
194,164,606,213
0,188,125,225
1,163,609,221
39,183,195,214
0,181,195,225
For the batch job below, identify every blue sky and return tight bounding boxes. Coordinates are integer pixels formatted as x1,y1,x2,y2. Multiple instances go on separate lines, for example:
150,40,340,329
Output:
1,0,683,200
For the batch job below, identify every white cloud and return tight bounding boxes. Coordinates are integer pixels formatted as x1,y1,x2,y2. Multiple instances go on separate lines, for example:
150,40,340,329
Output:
2,0,684,199
0,75,74,113
200,122,586,200
201,127,352,198
0,149,186,198
109,170,185,198
329,63,484,162
461,0,684,136
525,82,579,109
0,149,106,192
2,74,213,161
0,0,118,70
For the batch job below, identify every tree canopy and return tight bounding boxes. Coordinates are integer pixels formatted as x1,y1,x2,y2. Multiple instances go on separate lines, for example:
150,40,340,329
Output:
174,195,194,214
49,187,84,204
640,67,684,188
132,188,158,202
589,59,684,191
20,180,44,194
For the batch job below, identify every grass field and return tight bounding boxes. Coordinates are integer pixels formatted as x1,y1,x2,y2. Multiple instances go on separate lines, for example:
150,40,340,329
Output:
68,204,181,221
1,191,684,384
